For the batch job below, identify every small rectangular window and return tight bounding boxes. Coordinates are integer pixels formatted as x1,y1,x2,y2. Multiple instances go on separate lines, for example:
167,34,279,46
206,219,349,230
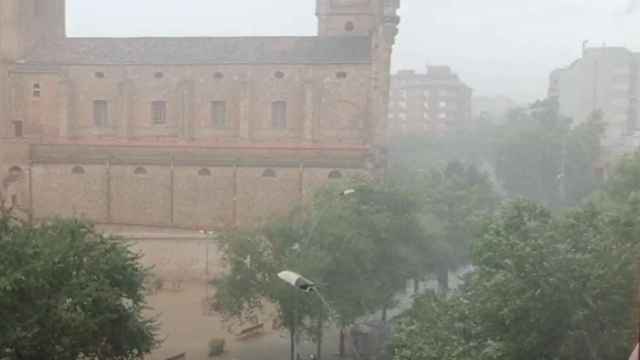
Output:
93,100,109,128
32,83,41,98
151,101,167,125
13,121,23,137
272,101,287,129
211,101,227,129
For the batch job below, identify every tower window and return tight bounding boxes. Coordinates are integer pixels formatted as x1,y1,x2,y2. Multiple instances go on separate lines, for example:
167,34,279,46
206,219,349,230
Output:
345,21,355,32
13,121,23,138
151,101,167,125
32,83,41,98
93,100,110,128
271,101,287,129
211,101,227,129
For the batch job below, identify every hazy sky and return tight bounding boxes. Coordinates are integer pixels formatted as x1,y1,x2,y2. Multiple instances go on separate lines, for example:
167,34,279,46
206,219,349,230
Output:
67,0,640,102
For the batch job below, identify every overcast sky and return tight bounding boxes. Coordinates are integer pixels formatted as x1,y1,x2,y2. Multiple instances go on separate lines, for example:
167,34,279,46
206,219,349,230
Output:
67,0,640,102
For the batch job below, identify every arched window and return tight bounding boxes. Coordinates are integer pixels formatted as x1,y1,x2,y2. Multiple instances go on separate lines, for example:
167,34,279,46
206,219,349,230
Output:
328,170,343,179
262,169,277,178
336,71,348,79
274,71,285,79
94,72,105,79
9,166,23,175
345,21,355,32
213,72,224,80
154,72,164,79
134,166,148,175
198,168,212,176
71,166,85,175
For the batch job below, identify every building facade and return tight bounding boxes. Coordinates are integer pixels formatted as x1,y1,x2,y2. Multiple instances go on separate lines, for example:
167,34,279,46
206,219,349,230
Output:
549,46,640,158
388,66,472,137
0,0,401,228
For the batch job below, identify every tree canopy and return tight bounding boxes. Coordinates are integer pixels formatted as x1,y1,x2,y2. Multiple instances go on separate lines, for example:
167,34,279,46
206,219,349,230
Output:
0,218,158,360
393,198,640,360
212,180,425,360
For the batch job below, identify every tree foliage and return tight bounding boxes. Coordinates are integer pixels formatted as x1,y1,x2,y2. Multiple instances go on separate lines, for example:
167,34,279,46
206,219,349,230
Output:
388,161,499,289
212,180,424,358
0,218,158,360
393,198,640,360
495,99,604,208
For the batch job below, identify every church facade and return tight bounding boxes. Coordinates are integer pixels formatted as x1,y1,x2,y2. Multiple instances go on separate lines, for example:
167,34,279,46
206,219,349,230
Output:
0,0,400,228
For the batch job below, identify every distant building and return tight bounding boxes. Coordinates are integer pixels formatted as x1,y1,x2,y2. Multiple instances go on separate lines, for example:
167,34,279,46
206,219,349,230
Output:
472,95,518,124
388,66,472,137
549,46,640,158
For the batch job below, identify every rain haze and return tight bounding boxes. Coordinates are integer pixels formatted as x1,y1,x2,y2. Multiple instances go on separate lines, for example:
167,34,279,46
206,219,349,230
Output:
68,0,640,101
3,1,640,359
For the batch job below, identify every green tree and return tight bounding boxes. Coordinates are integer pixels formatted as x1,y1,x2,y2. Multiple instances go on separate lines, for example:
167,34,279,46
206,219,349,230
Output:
495,99,571,207
394,199,639,360
0,218,158,360
563,110,605,206
213,180,423,360
390,161,499,291
603,150,640,204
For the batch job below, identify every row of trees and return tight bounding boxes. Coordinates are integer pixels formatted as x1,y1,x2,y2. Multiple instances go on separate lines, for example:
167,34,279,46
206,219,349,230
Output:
388,98,605,208
212,166,500,360
212,180,423,360
393,151,640,360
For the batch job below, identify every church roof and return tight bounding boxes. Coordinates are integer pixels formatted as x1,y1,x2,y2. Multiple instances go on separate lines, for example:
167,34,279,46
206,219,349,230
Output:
20,36,371,66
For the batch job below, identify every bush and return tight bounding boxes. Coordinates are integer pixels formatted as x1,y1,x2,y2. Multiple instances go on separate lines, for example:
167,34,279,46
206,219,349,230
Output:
208,338,225,357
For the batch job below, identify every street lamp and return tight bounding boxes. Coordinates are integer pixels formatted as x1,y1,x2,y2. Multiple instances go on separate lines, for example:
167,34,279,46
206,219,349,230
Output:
278,271,316,293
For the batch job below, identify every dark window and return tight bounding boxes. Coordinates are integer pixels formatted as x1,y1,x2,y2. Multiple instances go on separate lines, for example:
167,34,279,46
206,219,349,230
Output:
274,71,285,79
72,166,85,175
134,167,148,175
154,72,164,79
272,101,287,129
151,101,167,125
198,168,212,176
211,101,227,129
32,83,41,98
336,71,348,79
328,170,343,179
13,121,23,138
262,169,277,178
93,100,109,127
214,72,224,80
345,21,355,32
95,72,105,79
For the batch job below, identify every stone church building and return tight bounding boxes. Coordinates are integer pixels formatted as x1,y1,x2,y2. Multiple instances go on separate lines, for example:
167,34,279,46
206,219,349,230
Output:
0,0,401,229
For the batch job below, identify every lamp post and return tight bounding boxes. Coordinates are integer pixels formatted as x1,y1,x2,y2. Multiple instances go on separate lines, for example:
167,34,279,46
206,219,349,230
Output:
280,188,356,360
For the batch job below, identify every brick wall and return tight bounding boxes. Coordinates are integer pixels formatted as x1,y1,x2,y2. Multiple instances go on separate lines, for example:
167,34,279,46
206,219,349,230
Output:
32,164,108,221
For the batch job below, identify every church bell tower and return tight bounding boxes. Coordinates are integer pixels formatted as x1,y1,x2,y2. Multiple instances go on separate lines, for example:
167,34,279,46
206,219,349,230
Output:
0,0,66,137
316,0,382,36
